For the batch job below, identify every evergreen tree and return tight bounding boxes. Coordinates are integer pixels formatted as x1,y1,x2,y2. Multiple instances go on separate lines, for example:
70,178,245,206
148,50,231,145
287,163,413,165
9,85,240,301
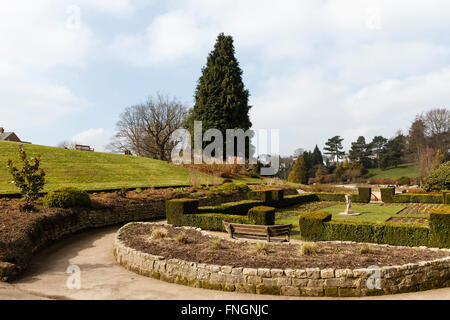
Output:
370,136,388,168
324,136,345,165
188,33,252,158
311,145,324,165
288,155,308,184
349,136,371,167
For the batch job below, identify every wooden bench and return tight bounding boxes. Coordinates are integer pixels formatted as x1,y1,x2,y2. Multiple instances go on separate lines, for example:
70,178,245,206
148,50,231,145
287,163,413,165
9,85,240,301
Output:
223,221,293,242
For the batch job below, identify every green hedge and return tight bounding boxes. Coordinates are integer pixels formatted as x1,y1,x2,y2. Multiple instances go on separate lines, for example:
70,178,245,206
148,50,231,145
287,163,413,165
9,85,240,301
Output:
380,188,395,203
166,198,199,226
182,213,250,231
248,190,273,204
443,191,450,205
392,194,443,204
278,193,317,207
315,193,347,202
197,200,263,216
357,187,371,203
429,207,450,248
298,208,450,248
248,206,275,225
299,211,331,241
43,187,91,209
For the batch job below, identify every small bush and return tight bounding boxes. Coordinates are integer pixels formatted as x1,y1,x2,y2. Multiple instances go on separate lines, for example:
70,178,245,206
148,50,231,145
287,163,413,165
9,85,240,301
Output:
423,161,450,192
210,238,223,250
151,228,168,240
247,206,275,225
218,182,249,192
359,244,376,254
43,186,91,208
300,242,317,256
135,188,142,193
398,176,411,186
175,232,189,244
254,242,270,255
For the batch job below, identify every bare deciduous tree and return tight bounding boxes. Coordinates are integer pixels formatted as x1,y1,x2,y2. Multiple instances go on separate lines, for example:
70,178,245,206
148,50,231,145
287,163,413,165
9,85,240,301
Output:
108,94,188,161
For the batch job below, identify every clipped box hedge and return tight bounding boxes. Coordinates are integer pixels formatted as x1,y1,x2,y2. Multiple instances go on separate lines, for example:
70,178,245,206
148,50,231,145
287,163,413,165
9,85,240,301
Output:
248,190,273,204
43,186,91,209
299,206,450,248
248,206,275,225
357,187,371,203
278,193,318,207
442,191,450,205
391,193,443,204
197,200,263,216
429,207,450,248
315,193,347,202
380,187,395,203
182,213,250,231
166,198,199,226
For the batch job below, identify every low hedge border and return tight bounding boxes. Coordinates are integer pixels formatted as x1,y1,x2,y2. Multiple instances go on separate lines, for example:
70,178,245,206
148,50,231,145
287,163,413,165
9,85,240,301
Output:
114,222,450,297
381,187,444,204
299,206,450,248
197,200,264,216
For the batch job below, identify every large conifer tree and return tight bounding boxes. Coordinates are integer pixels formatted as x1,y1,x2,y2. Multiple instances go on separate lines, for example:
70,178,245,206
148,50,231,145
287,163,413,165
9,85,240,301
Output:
190,33,252,158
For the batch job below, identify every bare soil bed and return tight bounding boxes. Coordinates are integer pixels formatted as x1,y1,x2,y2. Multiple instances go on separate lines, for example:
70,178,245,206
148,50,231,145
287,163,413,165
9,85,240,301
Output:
119,223,450,270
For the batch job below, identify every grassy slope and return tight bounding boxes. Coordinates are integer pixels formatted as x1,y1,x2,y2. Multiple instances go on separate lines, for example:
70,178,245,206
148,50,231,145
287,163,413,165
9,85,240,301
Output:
0,141,220,193
368,163,418,179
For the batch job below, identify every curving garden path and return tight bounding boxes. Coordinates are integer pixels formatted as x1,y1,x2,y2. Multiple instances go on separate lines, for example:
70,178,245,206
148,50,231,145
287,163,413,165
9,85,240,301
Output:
2,224,449,300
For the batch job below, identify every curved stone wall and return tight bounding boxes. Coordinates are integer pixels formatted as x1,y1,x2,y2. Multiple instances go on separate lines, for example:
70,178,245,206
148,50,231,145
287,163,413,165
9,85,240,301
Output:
114,222,450,297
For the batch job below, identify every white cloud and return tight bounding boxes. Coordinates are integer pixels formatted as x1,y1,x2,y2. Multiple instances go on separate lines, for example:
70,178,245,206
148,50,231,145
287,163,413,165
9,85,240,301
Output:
71,128,114,152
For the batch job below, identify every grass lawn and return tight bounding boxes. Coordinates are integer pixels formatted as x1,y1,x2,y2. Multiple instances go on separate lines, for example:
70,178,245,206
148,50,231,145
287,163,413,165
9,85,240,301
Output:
0,141,223,193
368,163,418,179
276,203,410,240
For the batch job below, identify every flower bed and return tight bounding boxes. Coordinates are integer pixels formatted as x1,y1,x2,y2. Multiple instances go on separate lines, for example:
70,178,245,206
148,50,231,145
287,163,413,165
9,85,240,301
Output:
114,222,450,297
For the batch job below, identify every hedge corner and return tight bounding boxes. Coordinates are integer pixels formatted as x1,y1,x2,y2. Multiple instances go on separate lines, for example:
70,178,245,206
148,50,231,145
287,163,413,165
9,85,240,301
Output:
429,207,450,248
299,211,332,241
166,198,199,226
248,206,275,225
380,187,395,203
357,187,372,203
443,191,450,205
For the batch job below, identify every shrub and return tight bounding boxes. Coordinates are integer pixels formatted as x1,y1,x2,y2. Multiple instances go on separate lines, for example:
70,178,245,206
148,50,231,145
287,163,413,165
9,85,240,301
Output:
150,228,168,240
315,193,347,202
43,187,91,208
443,191,450,205
391,193,442,204
166,199,199,226
247,206,275,225
254,242,269,255
429,207,450,248
300,242,317,256
398,176,411,186
380,187,395,203
248,190,272,204
359,244,375,254
423,161,450,192
197,200,263,216
175,232,189,244
279,193,317,208
357,187,371,203
7,146,46,209
369,178,399,185
210,238,223,250
218,182,249,192
288,155,308,184
182,213,249,231
406,188,427,194
299,211,332,241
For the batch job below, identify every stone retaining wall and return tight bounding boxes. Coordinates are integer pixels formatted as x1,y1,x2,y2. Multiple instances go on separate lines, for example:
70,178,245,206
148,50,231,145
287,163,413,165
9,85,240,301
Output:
114,222,450,297
0,191,249,281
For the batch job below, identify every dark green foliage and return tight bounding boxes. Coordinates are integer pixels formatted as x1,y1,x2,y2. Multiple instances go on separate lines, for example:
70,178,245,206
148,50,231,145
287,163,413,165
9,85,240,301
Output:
166,199,199,226
189,33,252,158
299,211,332,241
43,187,91,208
299,212,432,247
369,136,388,169
217,182,249,192
247,206,275,225
380,187,395,203
429,207,450,248
357,187,372,203
182,213,250,231
248,190,272,204
288,155,308,184
398,176,411,186
423,161,450,192
315,193,347,202
379,134,405,169
349,136,371,167
391,194,442,204
279,193,318,207
324,136,345,164
7,146,46,208
443,191,450,205
269,189,284,204
311,145,324,166
197,200,263,216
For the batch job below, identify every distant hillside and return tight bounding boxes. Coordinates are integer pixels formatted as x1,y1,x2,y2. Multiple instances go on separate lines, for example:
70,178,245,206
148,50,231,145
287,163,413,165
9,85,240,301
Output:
0,141,219,194
368,163,418,179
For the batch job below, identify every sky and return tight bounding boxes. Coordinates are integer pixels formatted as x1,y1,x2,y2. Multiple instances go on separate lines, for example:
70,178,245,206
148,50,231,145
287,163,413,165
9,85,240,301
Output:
1,0,449,156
